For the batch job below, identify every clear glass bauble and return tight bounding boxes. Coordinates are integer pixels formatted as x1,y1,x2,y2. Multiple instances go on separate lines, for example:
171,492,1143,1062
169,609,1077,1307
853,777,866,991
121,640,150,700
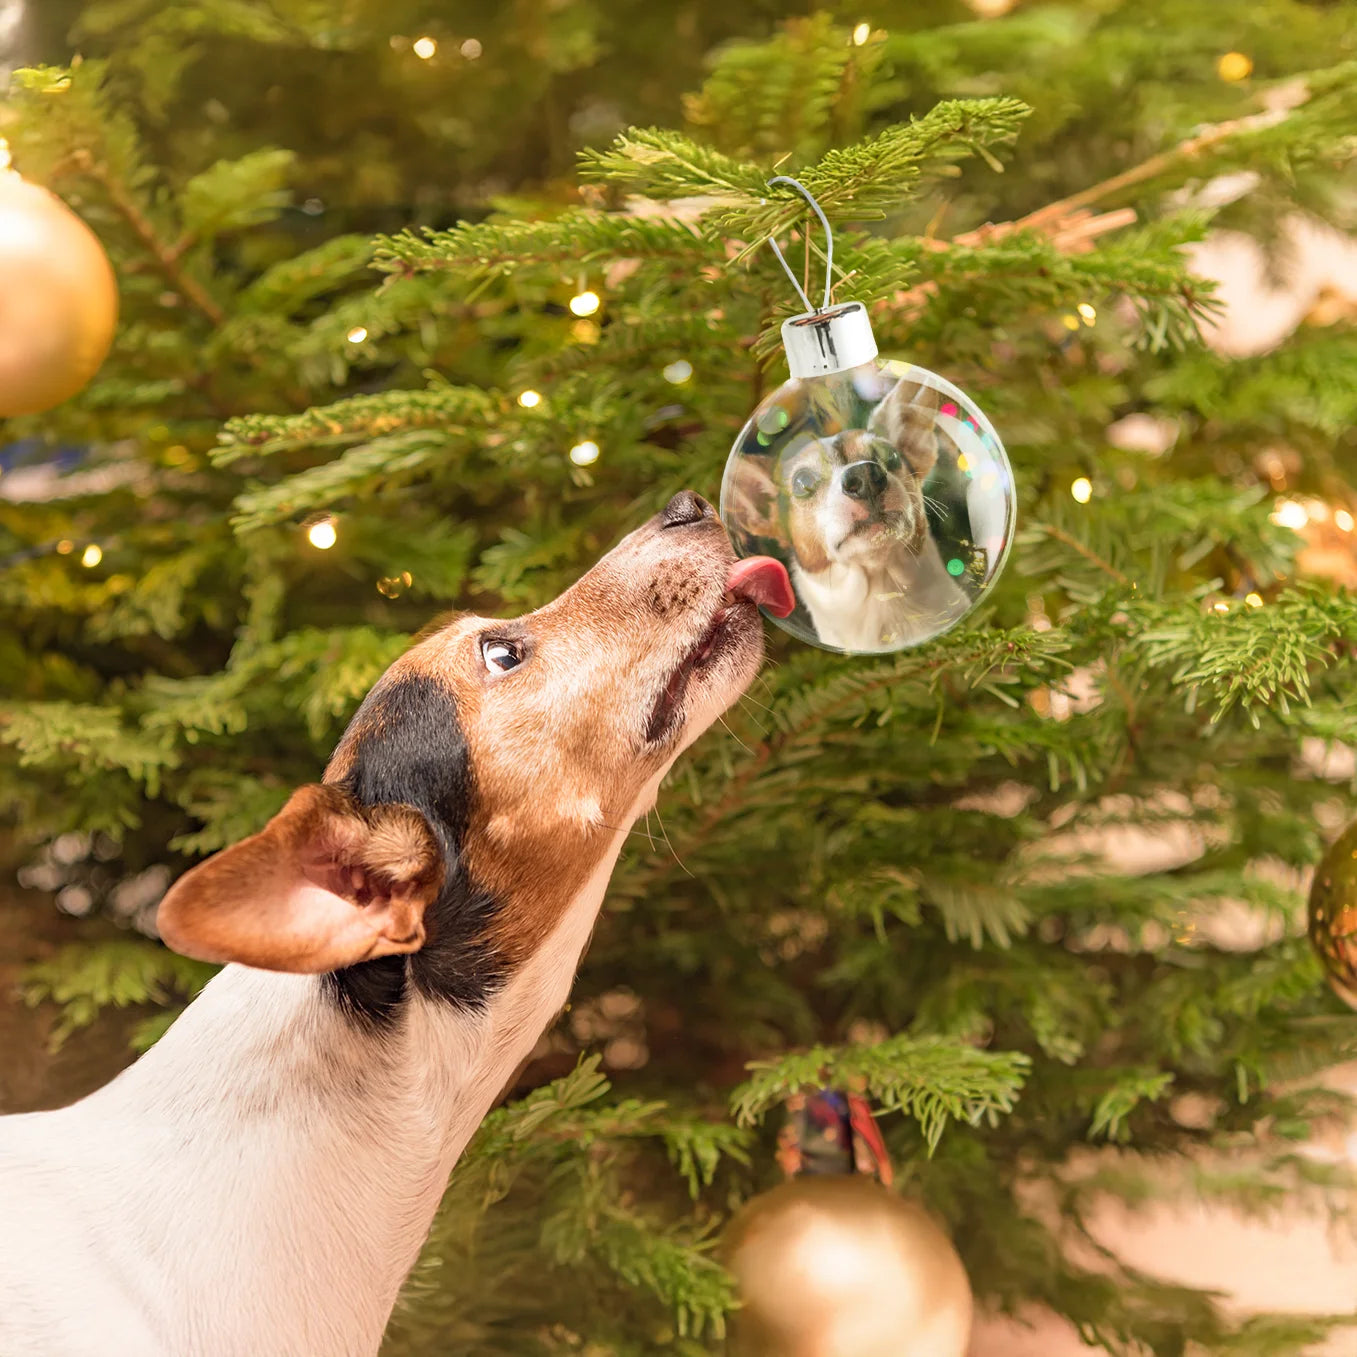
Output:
720,360,1016,654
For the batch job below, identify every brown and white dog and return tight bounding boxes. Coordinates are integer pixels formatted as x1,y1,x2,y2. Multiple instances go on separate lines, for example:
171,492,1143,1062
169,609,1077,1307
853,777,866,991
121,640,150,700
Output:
0,492,791,1357
734,376,970,652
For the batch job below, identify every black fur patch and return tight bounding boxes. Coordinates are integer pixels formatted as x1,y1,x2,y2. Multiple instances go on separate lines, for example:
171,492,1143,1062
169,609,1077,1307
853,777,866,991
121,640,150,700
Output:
323,673,509,1023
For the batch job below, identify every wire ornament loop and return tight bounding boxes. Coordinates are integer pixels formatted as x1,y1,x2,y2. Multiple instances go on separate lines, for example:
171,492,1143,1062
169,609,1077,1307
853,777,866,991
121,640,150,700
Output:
765,175,834,313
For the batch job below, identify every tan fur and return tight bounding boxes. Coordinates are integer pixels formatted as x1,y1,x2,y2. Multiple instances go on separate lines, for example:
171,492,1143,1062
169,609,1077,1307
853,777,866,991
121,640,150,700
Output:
157,785,444,972
327,507,756,975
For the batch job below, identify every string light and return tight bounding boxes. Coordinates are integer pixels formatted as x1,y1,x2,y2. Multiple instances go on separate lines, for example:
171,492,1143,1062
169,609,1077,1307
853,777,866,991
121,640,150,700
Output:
307,518,338,550
662,360,692,384
80,544,102,568
1213,601,1231,614
1071,477,1093,504
1216,51,1253,82
851,21,871,45
412,36,437,59
1076,302,1097,325
460,38,482,59
346,326,368,343
569,440,600,466
569,289,601,317
1336,509,1355,533
518,389,542,408
1271,499,1308,530
1245,592,1264,608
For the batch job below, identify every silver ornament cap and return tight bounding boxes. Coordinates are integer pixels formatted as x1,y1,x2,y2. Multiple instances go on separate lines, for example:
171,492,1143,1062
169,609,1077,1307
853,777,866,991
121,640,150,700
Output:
781,301,878,380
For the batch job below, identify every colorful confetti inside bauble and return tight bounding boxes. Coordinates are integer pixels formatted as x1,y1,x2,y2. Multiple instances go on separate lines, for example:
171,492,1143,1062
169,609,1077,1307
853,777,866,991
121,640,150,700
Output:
0,149,118,417
720,300,1014,655
1309,816,1357,1009
724,1174,973,1357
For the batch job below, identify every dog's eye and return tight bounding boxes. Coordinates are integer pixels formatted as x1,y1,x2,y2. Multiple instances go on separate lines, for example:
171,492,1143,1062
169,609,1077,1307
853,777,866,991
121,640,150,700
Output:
791,468,821,499
481,640,522,674
882,449,902,471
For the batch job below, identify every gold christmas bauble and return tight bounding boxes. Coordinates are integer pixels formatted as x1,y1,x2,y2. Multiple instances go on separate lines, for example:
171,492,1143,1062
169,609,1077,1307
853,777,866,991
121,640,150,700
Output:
0,162,118,417
725,1176,973,1357
1309,817,1357,1009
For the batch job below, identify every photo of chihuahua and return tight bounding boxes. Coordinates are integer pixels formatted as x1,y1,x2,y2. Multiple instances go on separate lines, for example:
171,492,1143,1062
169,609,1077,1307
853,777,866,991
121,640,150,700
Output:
725,372,996,653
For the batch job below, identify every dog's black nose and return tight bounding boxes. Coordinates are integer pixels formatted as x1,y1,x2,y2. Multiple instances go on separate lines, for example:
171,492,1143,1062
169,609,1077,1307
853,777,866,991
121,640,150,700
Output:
841,461,888,502
661,490,712,528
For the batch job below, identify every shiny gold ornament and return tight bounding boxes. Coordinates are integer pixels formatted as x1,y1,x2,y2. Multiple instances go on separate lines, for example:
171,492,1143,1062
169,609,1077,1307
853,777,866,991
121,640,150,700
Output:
0,145,119,417
725,1175,972,1357
1309,817,1357,1009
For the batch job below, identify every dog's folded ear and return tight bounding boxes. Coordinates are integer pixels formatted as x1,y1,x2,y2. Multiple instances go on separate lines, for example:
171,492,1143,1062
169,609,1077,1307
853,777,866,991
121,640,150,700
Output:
724,451,781,543
868,375,943,480
156,784,445,974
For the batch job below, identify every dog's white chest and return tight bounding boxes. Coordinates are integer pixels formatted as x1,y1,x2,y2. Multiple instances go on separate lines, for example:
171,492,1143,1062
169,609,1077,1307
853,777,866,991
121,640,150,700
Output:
793,543,971,651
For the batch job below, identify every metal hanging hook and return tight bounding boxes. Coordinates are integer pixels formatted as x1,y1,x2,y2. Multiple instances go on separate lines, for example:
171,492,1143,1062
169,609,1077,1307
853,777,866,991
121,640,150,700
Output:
765,175,834,314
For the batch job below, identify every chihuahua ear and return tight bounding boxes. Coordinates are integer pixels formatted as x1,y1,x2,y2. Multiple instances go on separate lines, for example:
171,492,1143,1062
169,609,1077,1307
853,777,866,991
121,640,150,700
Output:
724,452,782,541
156,784,444,974
867,376,943,481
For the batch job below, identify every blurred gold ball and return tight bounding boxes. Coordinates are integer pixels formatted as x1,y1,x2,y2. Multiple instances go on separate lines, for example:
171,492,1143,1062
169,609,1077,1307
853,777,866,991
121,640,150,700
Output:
1216,51,1254,82
0,168,118,417
726,1176,972,1357
1309,817,1357,1010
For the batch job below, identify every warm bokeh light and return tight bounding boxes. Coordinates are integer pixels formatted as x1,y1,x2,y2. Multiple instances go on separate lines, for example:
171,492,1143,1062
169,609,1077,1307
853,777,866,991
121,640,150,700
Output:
569,440,600,466
518,389,542,408
1213,600,1231,614
460,38,482,59
569,290,600,317
1071,477,1093,504
1336,509,1355,533
56,539,74,555
1077,302,1097,325
1272,499,1308,530
852,22,871,45
1217,51,1253,81
346,326,368,343
80,544,102,568
1245,592,1264,608
662,360,692,384
307,519,338,550
413,36,437,59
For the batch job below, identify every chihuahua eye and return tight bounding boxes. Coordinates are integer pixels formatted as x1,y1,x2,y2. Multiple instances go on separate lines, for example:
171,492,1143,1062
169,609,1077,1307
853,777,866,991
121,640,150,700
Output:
882,449,902,472
481,639,523,674
791,468,821,499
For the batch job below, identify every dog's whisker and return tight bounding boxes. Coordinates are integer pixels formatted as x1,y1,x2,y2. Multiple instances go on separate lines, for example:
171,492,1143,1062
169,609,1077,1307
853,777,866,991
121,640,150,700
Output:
652,806,693,879
716,713,755,756
735,689,776,720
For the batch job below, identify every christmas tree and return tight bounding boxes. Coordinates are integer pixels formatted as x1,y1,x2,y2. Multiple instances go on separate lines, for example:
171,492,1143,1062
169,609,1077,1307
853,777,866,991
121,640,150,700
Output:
3,2,1357,1353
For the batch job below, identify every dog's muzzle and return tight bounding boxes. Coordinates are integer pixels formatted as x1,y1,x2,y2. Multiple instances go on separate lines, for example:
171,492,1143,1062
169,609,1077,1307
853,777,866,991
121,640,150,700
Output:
840,460,888,504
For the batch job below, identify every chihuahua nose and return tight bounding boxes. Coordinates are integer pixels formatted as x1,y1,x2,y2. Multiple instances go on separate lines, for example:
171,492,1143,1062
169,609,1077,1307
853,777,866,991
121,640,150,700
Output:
661,490,713,529
841,461,887,502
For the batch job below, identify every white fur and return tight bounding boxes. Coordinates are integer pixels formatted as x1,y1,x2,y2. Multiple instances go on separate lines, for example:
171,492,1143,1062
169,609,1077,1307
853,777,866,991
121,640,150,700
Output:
793,535,970,653
0,778,665,1357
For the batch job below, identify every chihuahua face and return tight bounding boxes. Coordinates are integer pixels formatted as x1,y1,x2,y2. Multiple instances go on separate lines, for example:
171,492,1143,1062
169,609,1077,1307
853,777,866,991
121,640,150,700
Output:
779,377,940,577
726,375,970,652
157,492,780,1017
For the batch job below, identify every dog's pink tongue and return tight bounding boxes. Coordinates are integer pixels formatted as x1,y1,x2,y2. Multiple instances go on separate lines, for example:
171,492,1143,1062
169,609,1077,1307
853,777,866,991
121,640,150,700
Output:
728,556,795,618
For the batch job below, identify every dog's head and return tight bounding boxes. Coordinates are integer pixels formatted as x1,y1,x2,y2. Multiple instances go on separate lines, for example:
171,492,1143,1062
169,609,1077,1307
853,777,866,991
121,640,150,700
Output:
157,493,789,994
731,376,942,576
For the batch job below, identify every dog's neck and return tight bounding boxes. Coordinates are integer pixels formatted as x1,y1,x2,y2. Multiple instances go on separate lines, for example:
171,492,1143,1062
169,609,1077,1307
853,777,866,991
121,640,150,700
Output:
3,806,640,1356
793,534,970,652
